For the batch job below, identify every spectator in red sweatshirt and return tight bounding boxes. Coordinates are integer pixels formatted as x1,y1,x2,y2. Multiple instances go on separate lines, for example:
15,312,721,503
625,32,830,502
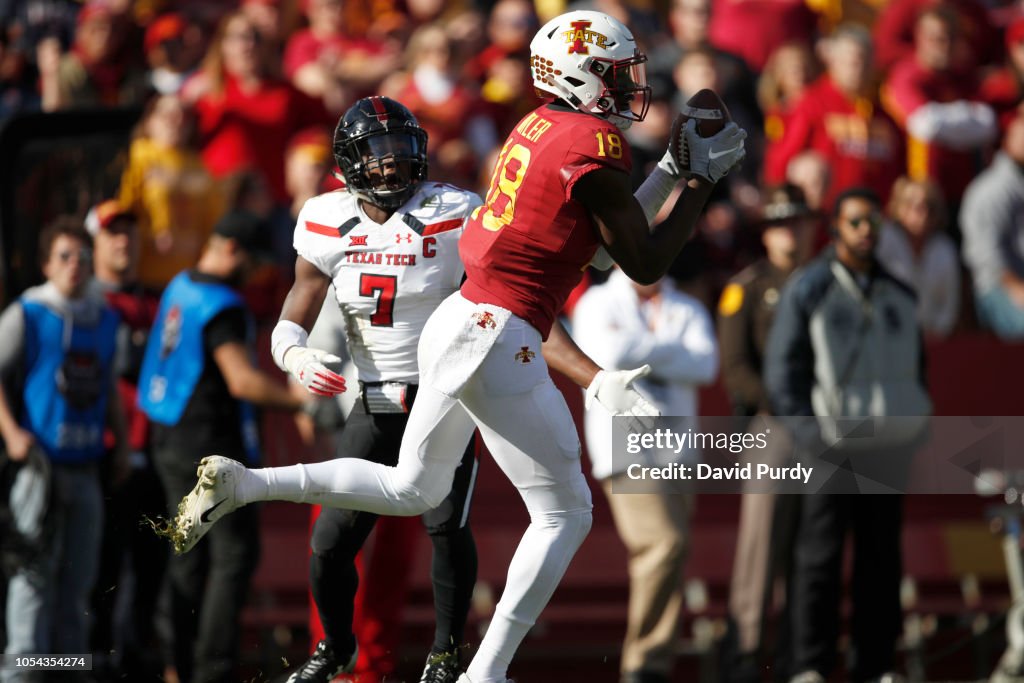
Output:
182,11,328,207
873,0,1000,72
766,25,903,210
282,0,402,114
882,6,998,209
760,42,821,185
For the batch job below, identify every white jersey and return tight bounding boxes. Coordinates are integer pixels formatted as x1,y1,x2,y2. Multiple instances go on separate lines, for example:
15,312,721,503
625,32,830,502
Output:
294,183,482,383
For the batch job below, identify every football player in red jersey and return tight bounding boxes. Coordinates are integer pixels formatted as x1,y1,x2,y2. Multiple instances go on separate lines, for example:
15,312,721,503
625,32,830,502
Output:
171,10,746,683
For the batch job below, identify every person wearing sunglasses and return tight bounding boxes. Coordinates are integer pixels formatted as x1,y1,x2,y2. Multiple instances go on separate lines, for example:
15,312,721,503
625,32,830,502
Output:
764,186,931,683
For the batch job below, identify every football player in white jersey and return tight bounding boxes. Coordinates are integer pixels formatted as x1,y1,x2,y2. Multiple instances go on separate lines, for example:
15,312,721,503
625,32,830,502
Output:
271,97,482,683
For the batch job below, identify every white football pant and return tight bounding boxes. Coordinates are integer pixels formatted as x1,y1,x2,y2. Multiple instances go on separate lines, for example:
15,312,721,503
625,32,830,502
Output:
246,293,593,683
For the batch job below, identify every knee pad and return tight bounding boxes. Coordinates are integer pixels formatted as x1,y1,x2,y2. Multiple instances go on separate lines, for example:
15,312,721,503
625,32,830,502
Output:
566,506,594,545
522,476,594,549
391,456,453,514
521,473,593,518
531,502,593,543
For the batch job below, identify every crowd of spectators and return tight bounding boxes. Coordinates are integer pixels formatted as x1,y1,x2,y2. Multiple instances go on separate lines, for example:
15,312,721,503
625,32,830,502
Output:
0,0,1020,338
0,0,1022,681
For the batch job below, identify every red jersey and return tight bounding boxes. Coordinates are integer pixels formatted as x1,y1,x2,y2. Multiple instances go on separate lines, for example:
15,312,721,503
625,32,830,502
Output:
460,105,632,339
193,75,328,203
873,0,1000,72
762,102,799,188
765,76,903,209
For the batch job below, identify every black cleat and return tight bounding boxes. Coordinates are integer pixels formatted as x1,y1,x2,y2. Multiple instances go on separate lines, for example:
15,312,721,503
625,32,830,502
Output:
286,640,357,683
420,652,461,683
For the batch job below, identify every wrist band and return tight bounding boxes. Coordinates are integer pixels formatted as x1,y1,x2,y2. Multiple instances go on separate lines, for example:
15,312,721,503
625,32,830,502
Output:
271,319,309,372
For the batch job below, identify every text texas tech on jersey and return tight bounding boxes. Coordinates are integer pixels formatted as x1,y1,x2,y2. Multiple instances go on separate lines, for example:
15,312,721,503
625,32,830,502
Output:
294,182,482,384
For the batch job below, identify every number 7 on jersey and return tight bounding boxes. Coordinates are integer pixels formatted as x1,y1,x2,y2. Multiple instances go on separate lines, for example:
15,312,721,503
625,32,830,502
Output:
359,273,396,327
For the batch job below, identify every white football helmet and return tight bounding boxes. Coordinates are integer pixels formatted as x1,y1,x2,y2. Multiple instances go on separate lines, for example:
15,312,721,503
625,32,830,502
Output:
529,10,651,129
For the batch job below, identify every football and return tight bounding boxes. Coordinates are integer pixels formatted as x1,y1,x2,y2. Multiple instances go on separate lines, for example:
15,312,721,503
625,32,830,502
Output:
669,88,732,171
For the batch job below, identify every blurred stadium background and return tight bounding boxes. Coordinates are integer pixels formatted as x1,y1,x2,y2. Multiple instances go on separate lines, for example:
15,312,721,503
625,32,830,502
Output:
0,0,1023,681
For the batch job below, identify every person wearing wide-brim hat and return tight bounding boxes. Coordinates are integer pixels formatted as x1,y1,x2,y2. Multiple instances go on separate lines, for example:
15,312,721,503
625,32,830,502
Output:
718,183,817,683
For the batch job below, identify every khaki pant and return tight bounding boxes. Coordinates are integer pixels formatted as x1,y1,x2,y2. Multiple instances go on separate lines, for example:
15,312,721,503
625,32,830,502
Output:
602,477,694,677
729,418,799,655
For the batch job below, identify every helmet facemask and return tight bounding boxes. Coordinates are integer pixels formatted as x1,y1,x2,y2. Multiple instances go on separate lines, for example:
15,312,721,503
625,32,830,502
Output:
587,53,651,128
336,128,428,210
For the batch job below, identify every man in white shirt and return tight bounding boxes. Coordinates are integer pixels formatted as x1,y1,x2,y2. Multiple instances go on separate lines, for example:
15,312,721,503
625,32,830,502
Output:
572,269,718,683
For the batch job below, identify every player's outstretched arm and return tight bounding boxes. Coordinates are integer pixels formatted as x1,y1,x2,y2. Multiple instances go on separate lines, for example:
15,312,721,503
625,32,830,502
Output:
575,167,714,285
543,320,659,429
271,256,347,396
578,119,746,282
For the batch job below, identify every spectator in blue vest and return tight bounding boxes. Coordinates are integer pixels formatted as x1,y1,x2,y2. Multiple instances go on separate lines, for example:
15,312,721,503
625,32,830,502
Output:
138,210,308,683
0,216,128,682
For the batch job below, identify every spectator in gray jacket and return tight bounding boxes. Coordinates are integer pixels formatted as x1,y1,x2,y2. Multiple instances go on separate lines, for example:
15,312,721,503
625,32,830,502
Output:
765,187,931,683
960,113,1024,341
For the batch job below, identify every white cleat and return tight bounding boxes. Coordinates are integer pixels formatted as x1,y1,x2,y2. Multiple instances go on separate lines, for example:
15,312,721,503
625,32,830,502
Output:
172,455,245,554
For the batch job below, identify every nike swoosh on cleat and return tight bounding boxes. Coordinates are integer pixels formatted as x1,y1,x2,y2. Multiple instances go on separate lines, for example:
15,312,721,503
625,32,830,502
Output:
200,498,228,523
708,145,743,160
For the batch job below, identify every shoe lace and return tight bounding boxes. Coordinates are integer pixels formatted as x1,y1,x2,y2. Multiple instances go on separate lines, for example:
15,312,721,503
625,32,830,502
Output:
421,653,459,683
298,642,342,678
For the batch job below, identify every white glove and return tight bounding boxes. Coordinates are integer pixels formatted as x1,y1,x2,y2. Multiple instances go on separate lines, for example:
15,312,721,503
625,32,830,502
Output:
282,346,347,396
585,365,660,432
683,120,747,183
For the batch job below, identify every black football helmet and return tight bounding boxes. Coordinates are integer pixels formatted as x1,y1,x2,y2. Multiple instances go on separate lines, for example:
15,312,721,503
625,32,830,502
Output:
333,96,429,210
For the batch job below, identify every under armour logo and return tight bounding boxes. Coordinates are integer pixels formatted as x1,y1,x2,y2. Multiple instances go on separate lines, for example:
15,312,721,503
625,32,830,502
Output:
514,346,536,364
349,235,368,247
473,311,496,329
396,233,412,244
